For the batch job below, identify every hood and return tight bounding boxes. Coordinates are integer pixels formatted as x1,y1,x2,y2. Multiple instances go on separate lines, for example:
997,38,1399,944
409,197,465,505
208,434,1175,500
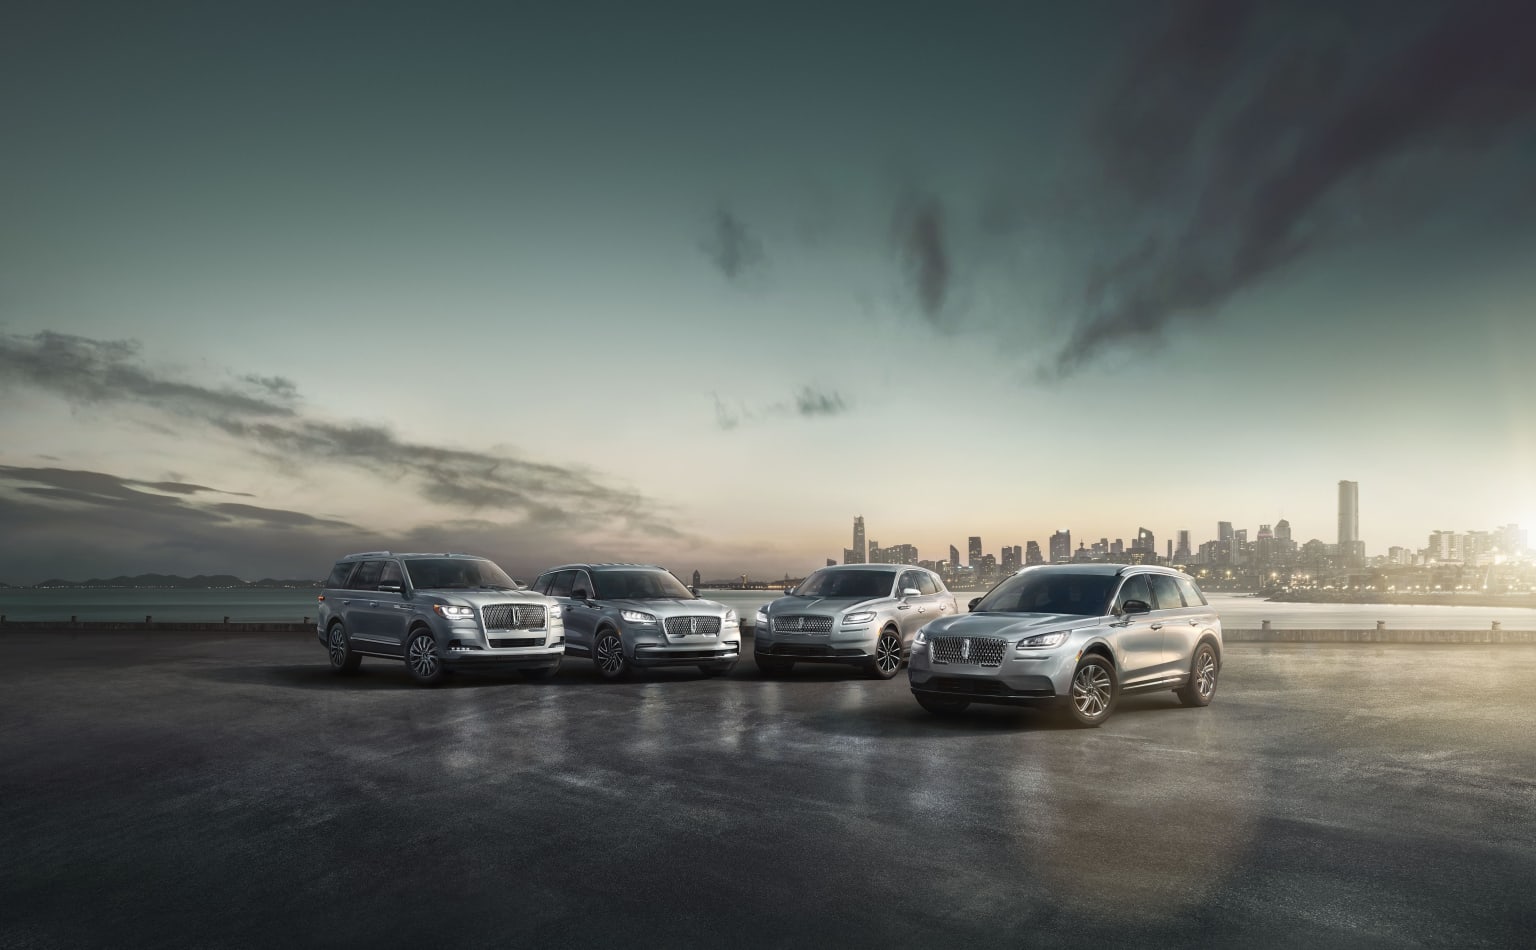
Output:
766,595,887,614
922,611,1094,639
417,588,550,606
608,597,730,617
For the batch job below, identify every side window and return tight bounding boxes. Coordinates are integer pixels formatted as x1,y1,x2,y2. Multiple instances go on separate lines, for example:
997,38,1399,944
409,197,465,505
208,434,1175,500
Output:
531,573,553,594
897,571,921,594
324,562,354,588
546,570,576,598
916,572,940,595
1175,576,1206,607
1115,575,1153,611
348,560,384,590
1148,574,1185,610
570,571,594,599
378,561,404,588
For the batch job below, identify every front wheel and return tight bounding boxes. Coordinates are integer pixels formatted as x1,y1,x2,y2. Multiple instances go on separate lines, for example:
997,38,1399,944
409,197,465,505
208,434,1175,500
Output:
1063,655,1117,727
1176,643,1219,707
915,694,970,716
327,623,361,674
405,630,445,686
592,629,630,680
865,628,903,680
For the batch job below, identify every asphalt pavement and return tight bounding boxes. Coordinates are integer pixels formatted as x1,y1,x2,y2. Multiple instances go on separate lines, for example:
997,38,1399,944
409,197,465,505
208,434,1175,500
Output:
3,632,1534,949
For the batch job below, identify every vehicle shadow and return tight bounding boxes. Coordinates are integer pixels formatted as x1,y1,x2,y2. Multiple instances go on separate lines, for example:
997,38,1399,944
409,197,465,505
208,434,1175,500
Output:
806,690,1191,739
194,663,533,691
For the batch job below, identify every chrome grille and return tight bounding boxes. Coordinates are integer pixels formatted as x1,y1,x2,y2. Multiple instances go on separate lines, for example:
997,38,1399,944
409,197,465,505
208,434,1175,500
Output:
773,615,833,634
931,636,1007,667
664,616,722,637
482,604,548,630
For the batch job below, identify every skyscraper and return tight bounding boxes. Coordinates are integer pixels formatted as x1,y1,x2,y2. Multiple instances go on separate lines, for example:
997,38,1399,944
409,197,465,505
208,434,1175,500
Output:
968,536,982,567
1025,541,1043,565
1049,530,1071,563
1218,521,1234,542
1338,480,1362,562
948,544,960,568
1275,519,1292,541
852,516,867,565
1175,530,1191,559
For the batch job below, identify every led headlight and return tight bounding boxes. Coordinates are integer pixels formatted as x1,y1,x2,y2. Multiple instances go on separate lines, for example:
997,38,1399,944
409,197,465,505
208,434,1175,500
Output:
843,611,876,625
913,628,929,647
754,608,768,627
1017,631,1069,651
433,604,476,620
723,609,739,626
620,609,658,625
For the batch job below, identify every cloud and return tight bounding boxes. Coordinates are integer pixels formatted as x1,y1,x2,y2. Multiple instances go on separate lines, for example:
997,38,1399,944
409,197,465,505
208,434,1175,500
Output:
712,385,850,430
0,330,681,540
700,204,766,281
892,193,951,324
1051,0,1536,371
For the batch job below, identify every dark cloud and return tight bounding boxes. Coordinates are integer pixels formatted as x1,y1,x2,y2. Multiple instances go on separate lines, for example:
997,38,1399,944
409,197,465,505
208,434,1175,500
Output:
0,331,680,539
700,205,765,281
1053,0,1536,371
712,386,850,430
892,193,951,324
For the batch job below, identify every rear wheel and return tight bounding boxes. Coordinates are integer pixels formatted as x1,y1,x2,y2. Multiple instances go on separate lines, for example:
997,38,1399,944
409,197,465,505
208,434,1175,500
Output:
593,629,630,680
865,628,903,680
326,623,361,674
756,655,795,677
405,629,445,686
915,694,970,716
1063,654,1117,727
1176,643,1219,707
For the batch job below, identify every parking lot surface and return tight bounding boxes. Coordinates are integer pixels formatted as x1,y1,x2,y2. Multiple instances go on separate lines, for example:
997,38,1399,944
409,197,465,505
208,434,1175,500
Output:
3,632,1534,948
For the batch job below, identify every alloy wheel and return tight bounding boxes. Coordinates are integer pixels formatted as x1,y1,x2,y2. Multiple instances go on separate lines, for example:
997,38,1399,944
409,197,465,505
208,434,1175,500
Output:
328,626,348,667
1072,664,1113,719
596,633,625,676
408,634,439,679
1195,650,1217,699
875,632,902,675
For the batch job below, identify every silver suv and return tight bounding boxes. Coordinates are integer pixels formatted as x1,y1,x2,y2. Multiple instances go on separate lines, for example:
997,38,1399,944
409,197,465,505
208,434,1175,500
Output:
528,564,740,679
908,564,1221,726
754,564,958,679
316,552,564,687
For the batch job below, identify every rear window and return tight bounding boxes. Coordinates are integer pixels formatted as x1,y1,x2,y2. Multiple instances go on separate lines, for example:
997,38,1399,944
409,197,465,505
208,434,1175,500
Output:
347,560,384,590
324,562,354,588
1176,576,1206,606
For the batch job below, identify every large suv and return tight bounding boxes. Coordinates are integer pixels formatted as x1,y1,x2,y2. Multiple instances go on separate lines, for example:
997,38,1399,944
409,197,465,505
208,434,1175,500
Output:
908,564,1221,726
528,564,740,679
317,551,564,686
753,564,958,678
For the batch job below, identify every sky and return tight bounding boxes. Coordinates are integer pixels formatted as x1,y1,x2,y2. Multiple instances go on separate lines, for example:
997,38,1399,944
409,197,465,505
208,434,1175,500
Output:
2,0,1535,584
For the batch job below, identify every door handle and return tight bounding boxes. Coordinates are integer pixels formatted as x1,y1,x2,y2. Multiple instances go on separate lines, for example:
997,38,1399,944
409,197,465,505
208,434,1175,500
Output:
1150,622,1163,630
368,602,378,608
897,604,911,610
918,607,926,614
341,599,352,606
1189,619,1200,626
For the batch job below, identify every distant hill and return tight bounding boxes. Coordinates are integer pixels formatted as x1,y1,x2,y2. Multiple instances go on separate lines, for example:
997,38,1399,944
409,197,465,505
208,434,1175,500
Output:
30,574,321,589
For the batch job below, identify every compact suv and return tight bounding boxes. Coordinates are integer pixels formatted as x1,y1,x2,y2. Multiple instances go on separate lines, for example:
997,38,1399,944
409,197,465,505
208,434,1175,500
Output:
908,564,1221,726
754,564,958,679
528,564,740,679
316,551,564,686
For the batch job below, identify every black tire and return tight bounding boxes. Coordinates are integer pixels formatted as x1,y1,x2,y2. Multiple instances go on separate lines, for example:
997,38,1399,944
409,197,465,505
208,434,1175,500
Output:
915,693,971,716
521,658,562,681
1175,643,1219,707
865,627,904,680
326,622,362,674
404,628,446,686
756,655,795,676
592,628,630,680
1062,654,1118,727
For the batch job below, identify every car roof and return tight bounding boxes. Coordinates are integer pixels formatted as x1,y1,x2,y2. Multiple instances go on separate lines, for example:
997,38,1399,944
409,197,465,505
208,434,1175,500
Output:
542,563,668,572
337,551,488,561
811,563,909,573
1014,563,1191,578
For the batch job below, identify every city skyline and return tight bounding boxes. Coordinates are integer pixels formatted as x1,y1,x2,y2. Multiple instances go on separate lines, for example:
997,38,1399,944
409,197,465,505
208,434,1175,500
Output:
2,2,1534,584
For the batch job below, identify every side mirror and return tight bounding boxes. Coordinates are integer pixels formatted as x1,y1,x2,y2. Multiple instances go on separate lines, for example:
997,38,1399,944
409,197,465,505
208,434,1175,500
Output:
901,587,921,598
968,597,982,612
377,584,402,594
571,588,591,602
1121,599,1151,615
688,585,699,596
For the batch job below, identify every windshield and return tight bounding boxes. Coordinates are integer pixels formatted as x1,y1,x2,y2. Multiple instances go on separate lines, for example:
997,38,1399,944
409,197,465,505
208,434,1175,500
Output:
792,569,894,599
591,569,694,600
402,557,520,591
973,571,1117,616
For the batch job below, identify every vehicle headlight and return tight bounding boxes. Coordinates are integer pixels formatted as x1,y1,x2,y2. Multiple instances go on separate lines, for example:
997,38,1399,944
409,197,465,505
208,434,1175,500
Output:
433,604,476,620
723,609,738,626
620,609,658,625
548,607,563,627
754,608,768,626
843,611,876,625
1017,631,1069,650
913,628,929,646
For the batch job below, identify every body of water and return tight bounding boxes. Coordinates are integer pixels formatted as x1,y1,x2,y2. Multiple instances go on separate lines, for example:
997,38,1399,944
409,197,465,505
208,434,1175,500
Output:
5,587,1534,630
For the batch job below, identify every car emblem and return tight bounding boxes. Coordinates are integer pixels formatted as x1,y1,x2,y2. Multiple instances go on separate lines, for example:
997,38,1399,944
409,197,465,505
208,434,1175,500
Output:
962,638,972,661
690,617,698,634
793,617,803,630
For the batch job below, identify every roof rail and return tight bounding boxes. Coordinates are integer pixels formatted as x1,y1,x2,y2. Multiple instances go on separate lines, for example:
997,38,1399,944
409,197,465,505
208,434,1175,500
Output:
343,550,393,558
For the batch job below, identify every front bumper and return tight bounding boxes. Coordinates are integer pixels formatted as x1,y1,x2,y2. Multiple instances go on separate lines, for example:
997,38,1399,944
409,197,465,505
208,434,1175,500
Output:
907,642,1077,704
754,625,876,665
442,645,565,670
630,640,740,667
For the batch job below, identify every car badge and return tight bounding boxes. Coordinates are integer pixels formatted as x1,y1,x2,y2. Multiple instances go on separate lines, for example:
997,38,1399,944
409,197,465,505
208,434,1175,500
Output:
793,617,803,630
690,617,698,634
962,638,972,661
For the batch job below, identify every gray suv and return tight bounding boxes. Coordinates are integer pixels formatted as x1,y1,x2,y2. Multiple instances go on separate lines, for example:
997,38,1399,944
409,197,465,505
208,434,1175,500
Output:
908,564,1221,726
754,564,958,679
317,552,564,686
529,564,740,679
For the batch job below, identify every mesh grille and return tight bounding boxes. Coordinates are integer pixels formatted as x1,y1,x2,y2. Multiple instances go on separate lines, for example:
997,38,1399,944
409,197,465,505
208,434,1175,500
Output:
489,636,545,649
931,636,1007,667
773,615,833,633
482,604,548,630
664,616,722,637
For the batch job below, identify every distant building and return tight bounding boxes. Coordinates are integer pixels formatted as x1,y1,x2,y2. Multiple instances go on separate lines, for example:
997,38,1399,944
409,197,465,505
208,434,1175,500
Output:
826,558,837,567
883,543,918,565
1049,530,1071,563
949,545,960,568
968,536,982,568
1175,530,1191,560
1025,541,1043,565
851,516,867,564
1111,538,1124,556
1218,521,1234,542
1338,481,1363,564
1275,519,1292,541
692,570,701,588
1000,546,1018,572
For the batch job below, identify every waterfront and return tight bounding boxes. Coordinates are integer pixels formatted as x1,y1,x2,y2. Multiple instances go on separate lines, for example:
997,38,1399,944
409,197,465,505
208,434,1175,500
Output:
4,587,1536,630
